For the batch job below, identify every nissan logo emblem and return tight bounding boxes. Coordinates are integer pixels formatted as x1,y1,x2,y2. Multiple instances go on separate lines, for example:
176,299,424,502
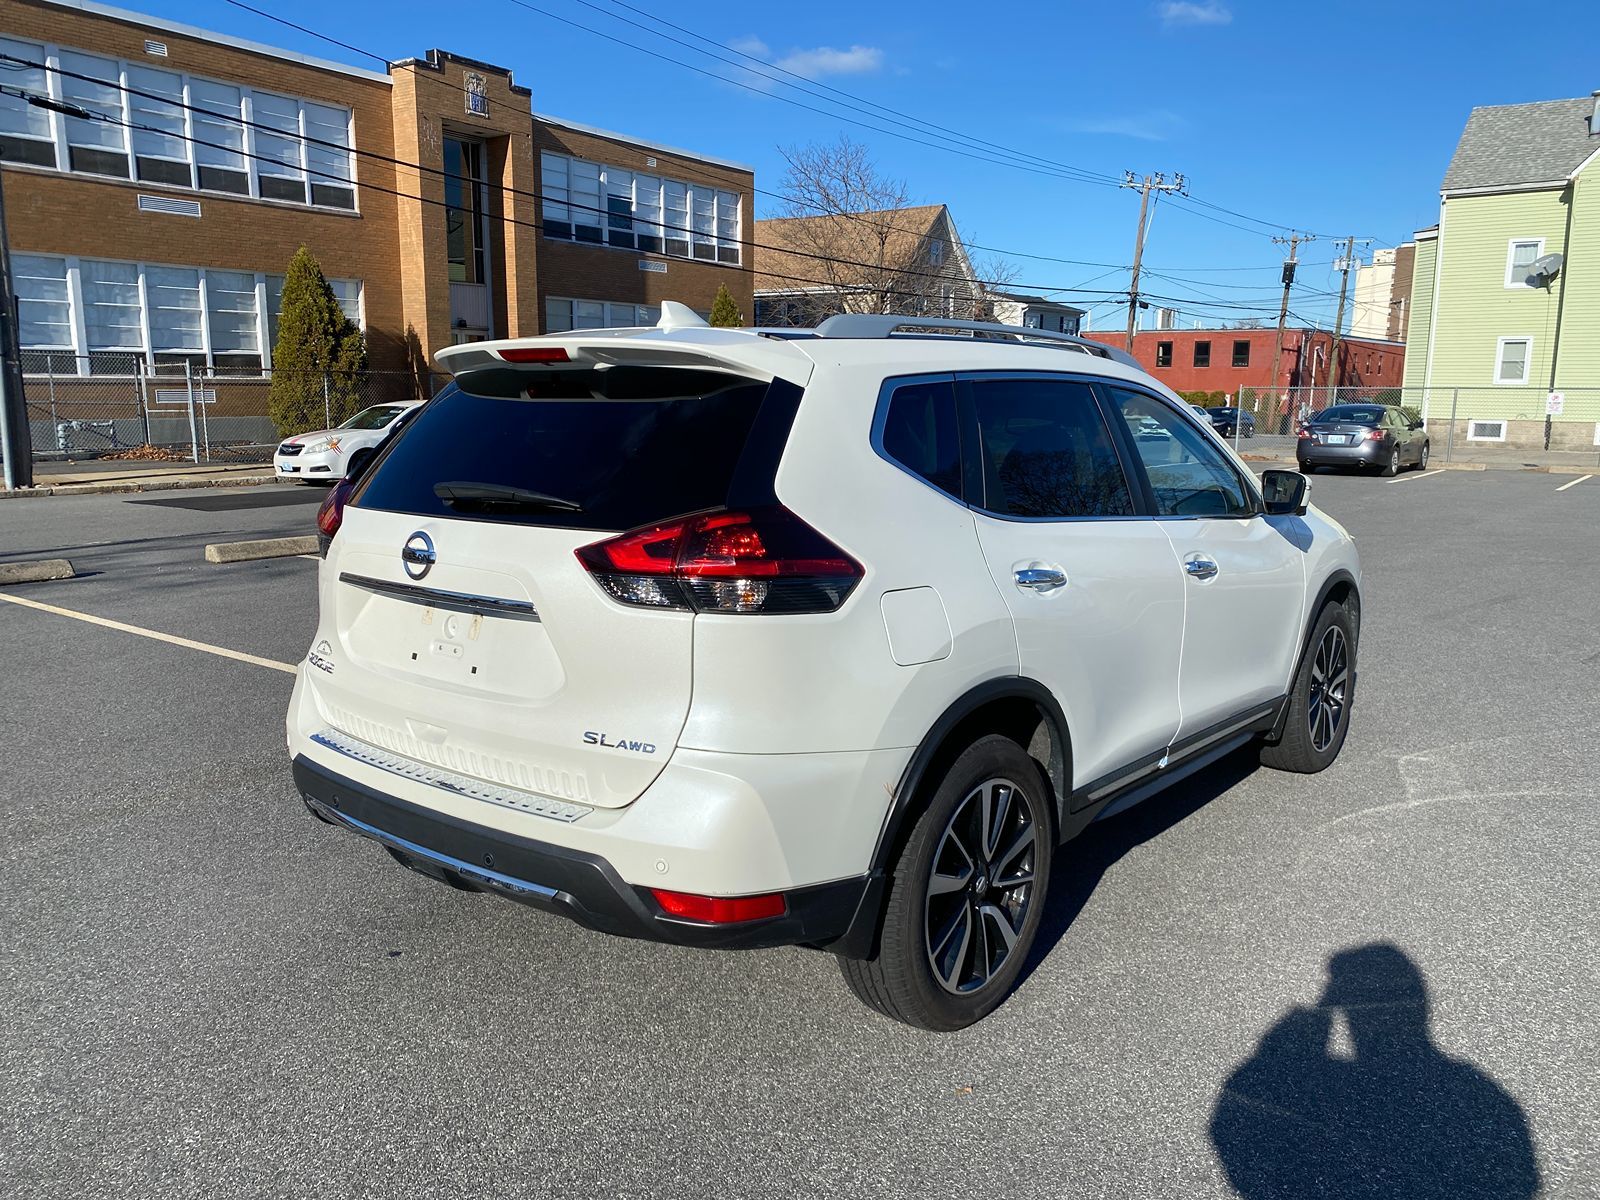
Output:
401,530,436,580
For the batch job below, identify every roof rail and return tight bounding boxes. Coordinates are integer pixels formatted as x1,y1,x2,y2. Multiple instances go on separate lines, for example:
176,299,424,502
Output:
812,314,1142,369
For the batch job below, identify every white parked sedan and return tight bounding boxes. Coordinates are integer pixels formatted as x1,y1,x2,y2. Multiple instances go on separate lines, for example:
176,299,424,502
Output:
273,402,422,482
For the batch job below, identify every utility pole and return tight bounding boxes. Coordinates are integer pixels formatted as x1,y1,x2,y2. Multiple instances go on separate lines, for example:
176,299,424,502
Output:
1268,233,1312,422
0,156,32,491
1122,171,1186,352
1326,235,1363,399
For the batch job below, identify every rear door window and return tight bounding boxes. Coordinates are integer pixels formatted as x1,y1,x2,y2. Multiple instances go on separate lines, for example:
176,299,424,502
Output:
878,377,961,498
352,366,777,530
964,376,1134,519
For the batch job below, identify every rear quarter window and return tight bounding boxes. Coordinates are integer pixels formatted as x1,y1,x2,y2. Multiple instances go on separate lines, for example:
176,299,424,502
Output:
352,367,779,530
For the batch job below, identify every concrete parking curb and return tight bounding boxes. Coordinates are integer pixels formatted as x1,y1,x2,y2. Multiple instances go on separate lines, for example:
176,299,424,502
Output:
0,558,75,584
204,536,319,564
3,473,279,499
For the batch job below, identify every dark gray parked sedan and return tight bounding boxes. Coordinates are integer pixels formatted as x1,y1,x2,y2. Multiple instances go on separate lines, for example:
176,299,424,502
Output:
1297,404,1430,476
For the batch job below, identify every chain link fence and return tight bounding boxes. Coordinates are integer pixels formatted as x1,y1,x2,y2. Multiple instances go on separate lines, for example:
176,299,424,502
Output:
20,360,447,464
1232,386,1600,468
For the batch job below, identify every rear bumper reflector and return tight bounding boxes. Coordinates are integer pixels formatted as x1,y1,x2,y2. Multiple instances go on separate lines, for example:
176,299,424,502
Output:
311,728,593,823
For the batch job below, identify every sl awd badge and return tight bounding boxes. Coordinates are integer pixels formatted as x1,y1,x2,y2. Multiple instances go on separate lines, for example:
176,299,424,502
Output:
309,639,335,675
402,530,436,580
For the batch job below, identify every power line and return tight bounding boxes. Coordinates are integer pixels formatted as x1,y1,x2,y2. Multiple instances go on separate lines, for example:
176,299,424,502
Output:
220,0,389,67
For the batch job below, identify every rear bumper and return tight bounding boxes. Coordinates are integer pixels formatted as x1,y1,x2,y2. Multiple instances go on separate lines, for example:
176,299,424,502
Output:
1297,439,1382,466
292,754,881,953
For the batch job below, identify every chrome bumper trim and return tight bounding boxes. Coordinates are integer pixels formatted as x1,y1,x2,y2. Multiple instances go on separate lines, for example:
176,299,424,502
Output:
310,729,592,823
337,572,540,621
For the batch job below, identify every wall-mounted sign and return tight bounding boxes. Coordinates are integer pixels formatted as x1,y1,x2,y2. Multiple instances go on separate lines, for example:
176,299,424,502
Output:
639,260,668,274
464,73,488,118
1546,392,1565,416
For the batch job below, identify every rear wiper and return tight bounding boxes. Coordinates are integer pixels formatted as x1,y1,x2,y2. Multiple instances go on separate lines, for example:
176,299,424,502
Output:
433,481,583,511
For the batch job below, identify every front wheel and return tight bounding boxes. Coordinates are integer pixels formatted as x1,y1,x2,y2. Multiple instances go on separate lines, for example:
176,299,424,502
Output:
1261,602,1355,773
839,735,1055,1031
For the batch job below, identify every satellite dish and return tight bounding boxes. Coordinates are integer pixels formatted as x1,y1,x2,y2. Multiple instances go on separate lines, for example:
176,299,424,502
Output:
1525,253,1563,286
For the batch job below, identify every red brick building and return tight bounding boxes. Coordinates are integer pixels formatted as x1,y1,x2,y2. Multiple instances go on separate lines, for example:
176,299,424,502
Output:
1084,328,1405,397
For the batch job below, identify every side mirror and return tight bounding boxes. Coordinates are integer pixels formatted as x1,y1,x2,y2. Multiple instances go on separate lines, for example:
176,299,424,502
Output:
1261,469,1309,516
1412,418,1425,430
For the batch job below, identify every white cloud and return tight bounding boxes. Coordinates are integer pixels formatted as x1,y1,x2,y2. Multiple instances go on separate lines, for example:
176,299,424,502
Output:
727,35,770,58
773,44,884,76
1068,111,1184,141
1158,1,1233,27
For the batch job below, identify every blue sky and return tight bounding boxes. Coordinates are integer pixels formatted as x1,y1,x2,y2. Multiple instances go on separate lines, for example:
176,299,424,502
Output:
138,0,1598,330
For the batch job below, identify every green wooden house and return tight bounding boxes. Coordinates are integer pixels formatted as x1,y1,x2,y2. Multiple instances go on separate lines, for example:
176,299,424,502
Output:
1405,92,1600,449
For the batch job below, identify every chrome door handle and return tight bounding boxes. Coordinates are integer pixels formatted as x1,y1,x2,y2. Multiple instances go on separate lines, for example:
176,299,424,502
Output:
1183,557,1219,581
1015,567,1068,591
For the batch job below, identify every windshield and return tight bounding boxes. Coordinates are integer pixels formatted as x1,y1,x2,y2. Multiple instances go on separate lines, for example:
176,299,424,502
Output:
339,405,410,431
1314,406,1384,426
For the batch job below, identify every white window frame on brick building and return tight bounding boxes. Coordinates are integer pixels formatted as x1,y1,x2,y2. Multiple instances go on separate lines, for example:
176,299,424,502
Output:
544,297,662,332
0,34,357,210
540,151,741,265
12,252,362,377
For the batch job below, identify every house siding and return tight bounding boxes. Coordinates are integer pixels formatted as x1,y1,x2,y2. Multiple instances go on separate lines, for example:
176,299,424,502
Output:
1552,164,1600,386
1426,188,1569,401
1402,237,1437,391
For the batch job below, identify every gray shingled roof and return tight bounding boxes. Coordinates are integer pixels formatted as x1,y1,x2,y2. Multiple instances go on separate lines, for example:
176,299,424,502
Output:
1442,97,1600,191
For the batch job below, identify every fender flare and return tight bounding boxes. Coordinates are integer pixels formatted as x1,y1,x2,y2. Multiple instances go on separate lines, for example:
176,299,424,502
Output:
872,676,1071,874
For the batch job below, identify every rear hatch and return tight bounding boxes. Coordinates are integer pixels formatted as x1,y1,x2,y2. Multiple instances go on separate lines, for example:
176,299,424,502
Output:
315,356,802,809
1310,421,1377,447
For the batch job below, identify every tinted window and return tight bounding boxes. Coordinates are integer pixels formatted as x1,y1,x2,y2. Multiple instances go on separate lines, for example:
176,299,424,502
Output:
880,378,960,498
1314,406,1383,426
1110,388,1253,518
1232,340,1251,367
1194,341,1211,367
969,377,1133,519
353,368,770,530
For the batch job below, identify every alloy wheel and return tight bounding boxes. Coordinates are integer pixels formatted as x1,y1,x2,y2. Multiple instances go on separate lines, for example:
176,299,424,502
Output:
1307,626,1349,753
924,778,1039,994
1420,444,1430,468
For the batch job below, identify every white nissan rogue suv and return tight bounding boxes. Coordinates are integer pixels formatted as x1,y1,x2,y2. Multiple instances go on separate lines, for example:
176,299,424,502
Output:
288,305,1360,1030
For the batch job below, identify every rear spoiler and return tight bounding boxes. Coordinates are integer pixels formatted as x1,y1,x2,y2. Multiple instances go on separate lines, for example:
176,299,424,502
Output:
435,302,813,386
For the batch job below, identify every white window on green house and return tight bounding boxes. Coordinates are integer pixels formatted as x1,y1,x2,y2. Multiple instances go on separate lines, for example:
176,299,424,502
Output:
1494,336,1532,385
0,38,58,168
1504,239,1543,288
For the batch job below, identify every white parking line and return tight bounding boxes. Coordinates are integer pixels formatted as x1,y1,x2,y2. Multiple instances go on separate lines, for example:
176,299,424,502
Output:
1555,474,1593,492
1388,469,1446,484
0,592,297,675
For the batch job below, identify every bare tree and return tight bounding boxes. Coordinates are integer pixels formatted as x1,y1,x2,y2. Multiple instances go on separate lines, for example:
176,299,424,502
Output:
764,136,1006,325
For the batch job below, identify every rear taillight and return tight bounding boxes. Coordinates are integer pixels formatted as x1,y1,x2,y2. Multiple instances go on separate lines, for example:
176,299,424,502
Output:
498,346,570,364
650,888,787,924
315,478,355,554
576,506,863,615
1297,426,1312,439
1365,428,1385,441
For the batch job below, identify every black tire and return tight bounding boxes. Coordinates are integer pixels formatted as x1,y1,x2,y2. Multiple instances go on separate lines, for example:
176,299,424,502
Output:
1260,602,1355,773
1417,441,1430,470
1381,445,1401,476
839,735,1055,1031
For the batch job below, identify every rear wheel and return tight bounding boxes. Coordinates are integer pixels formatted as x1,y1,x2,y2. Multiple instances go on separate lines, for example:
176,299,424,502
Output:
839,735,1054,1031
1381,445,1400,476
1417,441,1430,470
1261,602,1355,773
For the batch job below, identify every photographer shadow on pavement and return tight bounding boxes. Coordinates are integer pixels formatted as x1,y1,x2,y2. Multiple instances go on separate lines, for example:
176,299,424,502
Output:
1210,944,1541,1199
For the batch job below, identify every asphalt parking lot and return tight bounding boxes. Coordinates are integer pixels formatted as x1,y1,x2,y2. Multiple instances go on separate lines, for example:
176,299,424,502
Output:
2,469,1597,1199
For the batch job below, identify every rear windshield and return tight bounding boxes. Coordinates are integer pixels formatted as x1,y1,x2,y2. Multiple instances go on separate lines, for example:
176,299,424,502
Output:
1314,406,1384,425
351,366,773,530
